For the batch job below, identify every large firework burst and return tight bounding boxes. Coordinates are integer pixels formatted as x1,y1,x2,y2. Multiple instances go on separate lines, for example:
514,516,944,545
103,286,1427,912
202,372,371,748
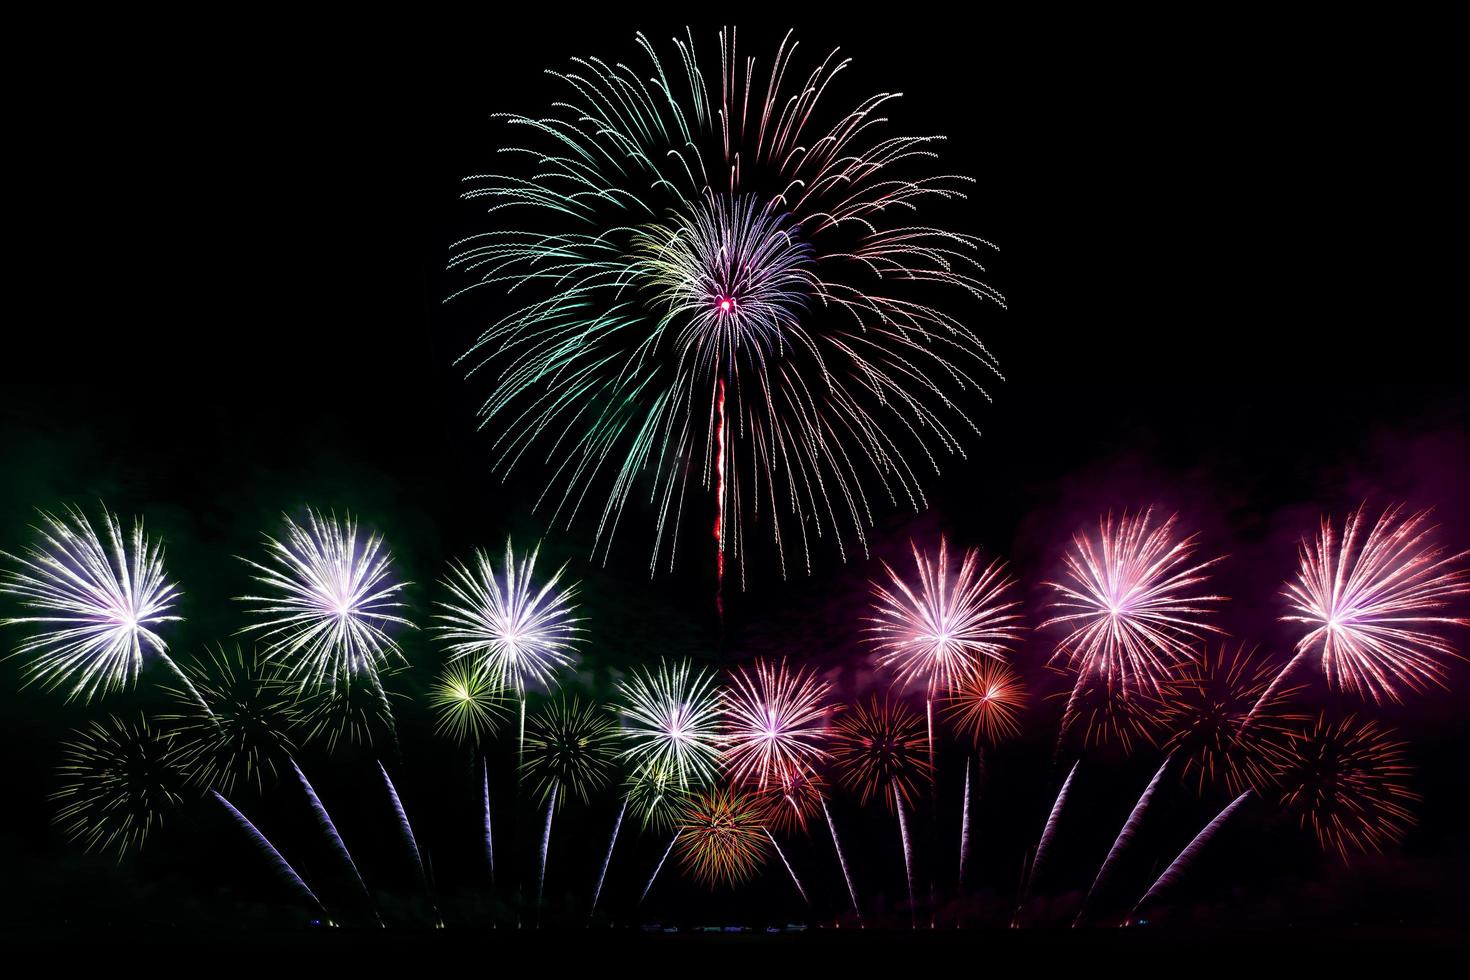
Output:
830,696,932,809
450,27,1005,581
436,540,583,696
1270,714,1419,859
164,645,299,794
625,761,686,832
614,659,724,791
522,696,619,808
943,657,1027,746
722,658,832,789
236,509,414,690
1159,643,1303,795
1,504,189,704
427,659,511,746
1042,509,1226,703
758,761,828,835
869,538,1023,695
53,714,187,856
673,785,770,888
1278,504,1469,704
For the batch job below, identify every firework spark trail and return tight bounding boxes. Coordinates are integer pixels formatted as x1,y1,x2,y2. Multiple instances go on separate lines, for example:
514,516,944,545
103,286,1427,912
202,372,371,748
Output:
211,791,326,918
821,798,862,924
1127,789,1252,924
290,760,377,925
895,783,918,929
1014,760,1079,927
714,377,726,622
379,762,436,919
958,756,973,893
482,760,495,886
450,28,1006,584
639,835,678,905
536,784,557,914
1249,505,1470,720
1,504,208,713
766,828,810,904
1075,754,1172,926
1043,511,1226,737
590,799,627,916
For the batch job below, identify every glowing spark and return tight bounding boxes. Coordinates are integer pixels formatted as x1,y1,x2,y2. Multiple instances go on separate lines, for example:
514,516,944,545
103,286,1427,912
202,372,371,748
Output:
831,696,932,809
427,659,511,746
943,658,1027,746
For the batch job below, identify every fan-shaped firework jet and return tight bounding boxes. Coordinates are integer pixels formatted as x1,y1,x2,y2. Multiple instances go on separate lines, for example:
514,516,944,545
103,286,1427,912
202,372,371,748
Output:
164,645,298,795
615,660,724,791
870,538,1023,767
436,540,582,758
379,762,437,922
1076,754,1171,926
236,510,414,717
211,791,327,919
291,760,378,925
1014,760,1078,927
1042,510,1226,739
671,786,770,889
522,696,618,911
1,504,202,710
52,714,185,857
1126,788,1252,925
1160,643,1302,795
832,697,932,927
1270,714,1418,859
450,27,1006,591
722,658,832,790
1264,505,1469,711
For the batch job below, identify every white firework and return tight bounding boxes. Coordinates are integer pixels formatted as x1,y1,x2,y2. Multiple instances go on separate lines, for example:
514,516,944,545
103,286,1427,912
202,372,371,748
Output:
1,503,190,703
236,509,414,690
435,539,583,696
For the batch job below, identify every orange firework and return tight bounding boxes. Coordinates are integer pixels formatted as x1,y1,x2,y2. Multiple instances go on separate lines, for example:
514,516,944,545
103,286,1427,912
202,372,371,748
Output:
1159,643,1306,795
943,658,1027,746
758,762,827,835
1053,673,1165,756
831,697,932,809
673,786,770,888
1270,714,1419,860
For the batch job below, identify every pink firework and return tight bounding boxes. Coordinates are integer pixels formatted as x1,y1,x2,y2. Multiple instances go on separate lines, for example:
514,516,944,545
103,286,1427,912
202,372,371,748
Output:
1042,510,1226,699
868,538,1023,696
1278,504,1469,704
722,659,833,789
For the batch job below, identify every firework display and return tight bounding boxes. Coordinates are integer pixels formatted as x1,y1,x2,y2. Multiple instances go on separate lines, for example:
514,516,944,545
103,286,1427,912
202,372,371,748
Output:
943,657,1027,746
52,714,186,856
615,659,724,792
448,28,1005,583
722,658,832,790
672,786,771,888
427,659,511,746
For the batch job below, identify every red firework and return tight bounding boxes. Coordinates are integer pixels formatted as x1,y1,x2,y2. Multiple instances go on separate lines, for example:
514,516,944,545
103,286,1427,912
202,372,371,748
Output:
868,538,1023,696
1269,714,1419,860
1279,504,1469,704
943,657,1027,746
673,785,770,888
830,696,932,809
757,762,827,835
1159,643,1306,795
722,658,833,790
1042,509,1226,699
1052,673,1164,756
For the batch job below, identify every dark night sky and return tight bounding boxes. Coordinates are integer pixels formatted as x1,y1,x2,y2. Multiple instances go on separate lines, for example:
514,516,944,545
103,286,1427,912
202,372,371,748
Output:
3,12,1466,947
